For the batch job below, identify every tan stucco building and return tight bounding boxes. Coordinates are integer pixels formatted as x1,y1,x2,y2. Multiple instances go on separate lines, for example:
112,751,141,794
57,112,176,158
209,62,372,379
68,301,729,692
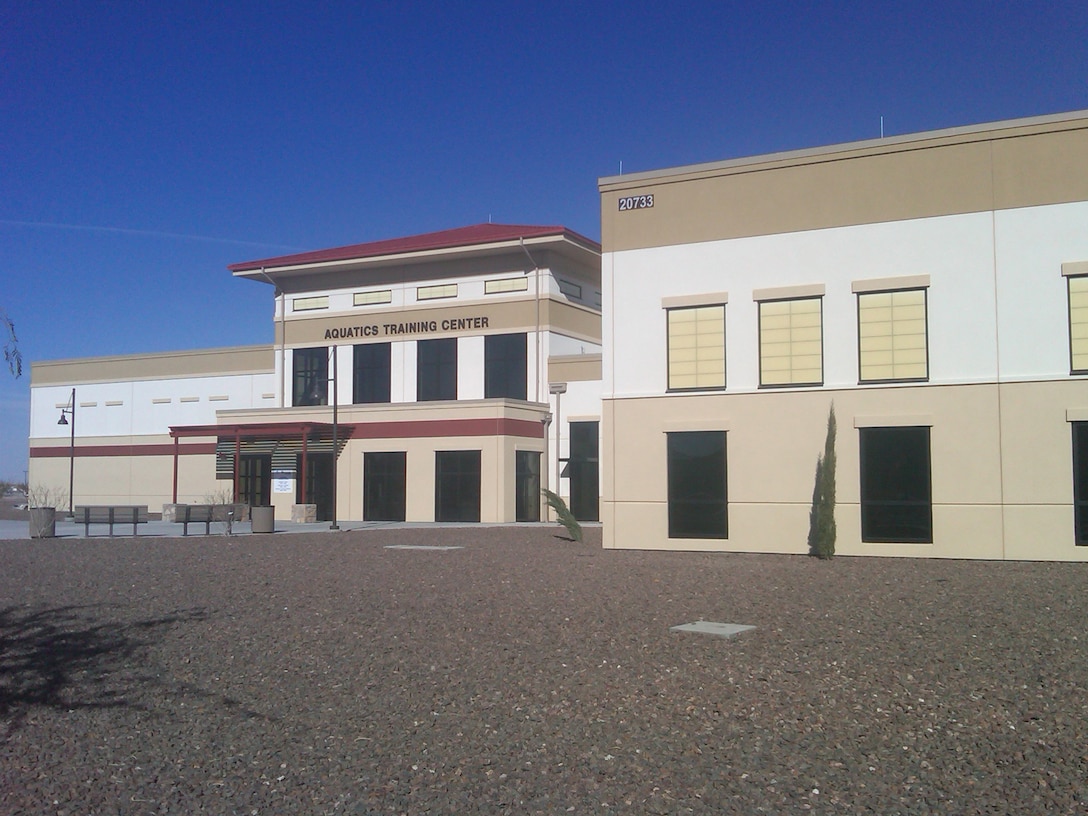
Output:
598,109,1088,560
29,224,603,524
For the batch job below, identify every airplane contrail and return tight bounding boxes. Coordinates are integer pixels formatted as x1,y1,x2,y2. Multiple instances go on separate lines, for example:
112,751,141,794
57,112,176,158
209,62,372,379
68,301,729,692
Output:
0,219,303,251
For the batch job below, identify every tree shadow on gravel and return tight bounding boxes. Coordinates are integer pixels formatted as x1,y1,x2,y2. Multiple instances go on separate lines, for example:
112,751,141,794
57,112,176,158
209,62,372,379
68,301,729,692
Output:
0,604,207,737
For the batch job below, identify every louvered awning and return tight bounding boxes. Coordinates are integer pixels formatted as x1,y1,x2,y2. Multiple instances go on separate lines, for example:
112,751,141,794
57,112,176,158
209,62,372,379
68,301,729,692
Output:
200,424,352,480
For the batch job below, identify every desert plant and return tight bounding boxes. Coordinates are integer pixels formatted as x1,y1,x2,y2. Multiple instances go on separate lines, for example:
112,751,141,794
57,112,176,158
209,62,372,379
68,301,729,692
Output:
542,488,583,543
26,485,68,538
27,484,68,510
807,404,837,559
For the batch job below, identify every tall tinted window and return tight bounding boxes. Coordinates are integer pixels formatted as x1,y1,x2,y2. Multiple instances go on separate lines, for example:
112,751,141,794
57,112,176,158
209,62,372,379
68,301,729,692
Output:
293,347,328,406
417,338,457,401
484,333,527,400
353,343,391,404
1073,423,1088,544
364,451,406,522
860,426,932,542
667,431,727,539
515,450,541,522
435,450,481,522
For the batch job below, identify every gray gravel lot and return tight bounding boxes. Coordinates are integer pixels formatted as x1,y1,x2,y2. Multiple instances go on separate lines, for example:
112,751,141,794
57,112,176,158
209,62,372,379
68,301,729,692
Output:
2,526,1087,815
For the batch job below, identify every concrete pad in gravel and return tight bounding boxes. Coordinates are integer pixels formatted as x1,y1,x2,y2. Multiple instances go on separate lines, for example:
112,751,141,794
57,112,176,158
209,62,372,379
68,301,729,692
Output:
670,620,755,638
384,544,464,550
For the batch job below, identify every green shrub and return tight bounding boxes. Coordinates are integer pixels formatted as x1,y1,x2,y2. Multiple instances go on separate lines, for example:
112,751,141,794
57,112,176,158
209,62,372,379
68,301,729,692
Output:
542,488,583,543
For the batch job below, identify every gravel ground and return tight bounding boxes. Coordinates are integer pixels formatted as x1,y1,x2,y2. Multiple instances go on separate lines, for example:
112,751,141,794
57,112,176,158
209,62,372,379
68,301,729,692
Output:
2,526,1087,815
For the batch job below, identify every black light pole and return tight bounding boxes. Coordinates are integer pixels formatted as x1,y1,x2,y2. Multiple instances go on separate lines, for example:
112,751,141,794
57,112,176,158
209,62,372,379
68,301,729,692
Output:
57,387,75,518
330,345,339,530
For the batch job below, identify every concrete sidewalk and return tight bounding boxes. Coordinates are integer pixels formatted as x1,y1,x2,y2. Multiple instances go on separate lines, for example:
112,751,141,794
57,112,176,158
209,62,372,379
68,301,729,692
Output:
0,516,588,541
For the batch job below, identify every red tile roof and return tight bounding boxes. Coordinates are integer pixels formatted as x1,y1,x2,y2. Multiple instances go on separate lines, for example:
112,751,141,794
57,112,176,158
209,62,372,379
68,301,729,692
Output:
229,223,599,272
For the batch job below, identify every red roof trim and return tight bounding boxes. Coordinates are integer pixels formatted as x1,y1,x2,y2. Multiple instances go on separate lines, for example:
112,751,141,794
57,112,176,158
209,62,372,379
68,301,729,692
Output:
228,223,599,272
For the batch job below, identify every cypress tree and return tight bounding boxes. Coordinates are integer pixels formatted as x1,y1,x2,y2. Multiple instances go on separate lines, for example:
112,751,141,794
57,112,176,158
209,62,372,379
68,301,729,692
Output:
808,404,837,559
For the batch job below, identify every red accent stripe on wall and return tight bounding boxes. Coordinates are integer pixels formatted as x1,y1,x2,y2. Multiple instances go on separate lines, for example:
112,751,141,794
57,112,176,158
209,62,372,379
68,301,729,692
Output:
29,417,544,459
30,443,217,458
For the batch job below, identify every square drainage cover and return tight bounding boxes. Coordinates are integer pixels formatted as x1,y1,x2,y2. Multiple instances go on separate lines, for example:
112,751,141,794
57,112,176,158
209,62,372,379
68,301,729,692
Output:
384,544,464,551
670,621,755,639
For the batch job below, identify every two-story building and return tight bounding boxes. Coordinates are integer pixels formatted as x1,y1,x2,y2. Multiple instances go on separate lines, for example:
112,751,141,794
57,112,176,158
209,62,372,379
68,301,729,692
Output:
598,109,1088,560
29,223,603,524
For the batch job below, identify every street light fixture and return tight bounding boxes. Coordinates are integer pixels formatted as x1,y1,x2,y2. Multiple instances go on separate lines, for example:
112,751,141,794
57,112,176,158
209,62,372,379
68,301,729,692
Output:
56,387,75,518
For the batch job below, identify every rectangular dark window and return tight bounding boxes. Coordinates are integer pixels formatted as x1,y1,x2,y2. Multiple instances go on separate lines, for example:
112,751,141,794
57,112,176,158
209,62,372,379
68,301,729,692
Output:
515,450,541,522
364,451,406,522
435,450,481,522
484,333,527,400
667,431,727,539
1073,423,1088,544
417,338,457,401
568,421,599,521
293,347,328,406
353,343,391,404
860,426,932,543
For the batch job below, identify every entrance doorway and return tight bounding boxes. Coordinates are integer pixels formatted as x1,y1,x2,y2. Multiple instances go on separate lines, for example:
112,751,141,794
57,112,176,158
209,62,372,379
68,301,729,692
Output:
568,421,599,521
435,450,481,522
364,451,407,521
238,454,271,507
297,452,334,522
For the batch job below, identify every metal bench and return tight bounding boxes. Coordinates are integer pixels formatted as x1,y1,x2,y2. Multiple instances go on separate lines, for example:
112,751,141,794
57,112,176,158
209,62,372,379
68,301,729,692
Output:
73,505,149,537
177,504,237,536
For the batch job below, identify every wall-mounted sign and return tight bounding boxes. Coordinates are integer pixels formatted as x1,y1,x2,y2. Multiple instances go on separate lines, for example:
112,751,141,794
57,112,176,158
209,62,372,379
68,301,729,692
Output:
324,315,490,341
618,194,654,211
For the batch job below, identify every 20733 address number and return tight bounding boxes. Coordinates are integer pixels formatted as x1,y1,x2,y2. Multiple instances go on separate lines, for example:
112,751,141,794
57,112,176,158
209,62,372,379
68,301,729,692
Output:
618,194,654,211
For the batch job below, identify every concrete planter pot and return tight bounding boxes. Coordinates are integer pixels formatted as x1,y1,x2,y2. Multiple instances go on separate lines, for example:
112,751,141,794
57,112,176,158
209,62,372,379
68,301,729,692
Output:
251,505,275,534
29,506,57,539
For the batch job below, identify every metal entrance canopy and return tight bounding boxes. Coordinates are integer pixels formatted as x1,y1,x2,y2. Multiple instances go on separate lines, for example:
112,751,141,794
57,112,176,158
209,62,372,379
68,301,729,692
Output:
168,421,353,504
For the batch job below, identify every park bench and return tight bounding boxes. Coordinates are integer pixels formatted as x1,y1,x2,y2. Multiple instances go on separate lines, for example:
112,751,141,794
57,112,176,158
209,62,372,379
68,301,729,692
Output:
176,504,238,536
73,505,149,537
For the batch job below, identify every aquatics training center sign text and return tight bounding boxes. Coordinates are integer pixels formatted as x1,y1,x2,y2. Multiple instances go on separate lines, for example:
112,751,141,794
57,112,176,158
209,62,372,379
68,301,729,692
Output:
323,315,490,341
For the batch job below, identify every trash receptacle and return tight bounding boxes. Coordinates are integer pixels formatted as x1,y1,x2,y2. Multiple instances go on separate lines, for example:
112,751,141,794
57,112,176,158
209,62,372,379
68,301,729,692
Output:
251,505,275,534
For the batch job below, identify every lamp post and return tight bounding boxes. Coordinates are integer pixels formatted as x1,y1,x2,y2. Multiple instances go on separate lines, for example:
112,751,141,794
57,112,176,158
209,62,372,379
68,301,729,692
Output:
549,382,567,514
330,345,339,531
56,387,75,518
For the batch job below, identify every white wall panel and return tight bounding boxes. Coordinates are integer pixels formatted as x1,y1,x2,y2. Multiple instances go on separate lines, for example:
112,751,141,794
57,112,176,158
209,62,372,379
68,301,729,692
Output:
606,211,1008,397
994,201,1088,380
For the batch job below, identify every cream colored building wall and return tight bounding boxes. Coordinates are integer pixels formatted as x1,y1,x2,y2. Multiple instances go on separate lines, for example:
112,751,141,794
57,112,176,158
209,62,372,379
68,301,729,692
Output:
600,113,1088,561
604,383,1088,561
30,435,219,510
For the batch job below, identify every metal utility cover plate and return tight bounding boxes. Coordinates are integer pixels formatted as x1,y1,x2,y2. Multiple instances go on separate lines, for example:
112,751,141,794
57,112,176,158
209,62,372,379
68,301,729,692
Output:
670,621,755,639
384,544,464,551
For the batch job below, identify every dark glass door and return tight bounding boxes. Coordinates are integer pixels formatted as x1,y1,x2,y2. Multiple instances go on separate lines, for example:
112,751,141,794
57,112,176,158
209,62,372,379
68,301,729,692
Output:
364,451,407,522
516,450,541,522
435,450,481,522
568,421,599,521
239,454,271,507
297,452,334,522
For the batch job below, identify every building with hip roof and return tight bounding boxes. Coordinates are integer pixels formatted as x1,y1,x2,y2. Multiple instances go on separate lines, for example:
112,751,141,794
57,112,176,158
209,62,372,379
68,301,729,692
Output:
29,223,603,525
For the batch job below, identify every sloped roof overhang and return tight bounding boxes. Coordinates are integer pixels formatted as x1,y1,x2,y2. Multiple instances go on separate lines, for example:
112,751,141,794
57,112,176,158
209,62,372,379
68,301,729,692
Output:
229,223,601,283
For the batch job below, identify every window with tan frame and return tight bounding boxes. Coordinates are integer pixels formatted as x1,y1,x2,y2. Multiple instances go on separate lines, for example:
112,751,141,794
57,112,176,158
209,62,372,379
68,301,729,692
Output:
1068,274,1088,374
857,288,928,383
417,283,457,301
757,295,823,387
666,304,726,391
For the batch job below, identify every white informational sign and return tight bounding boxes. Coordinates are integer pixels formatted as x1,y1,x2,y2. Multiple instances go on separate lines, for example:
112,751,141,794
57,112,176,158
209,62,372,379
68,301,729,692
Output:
273,478,293,494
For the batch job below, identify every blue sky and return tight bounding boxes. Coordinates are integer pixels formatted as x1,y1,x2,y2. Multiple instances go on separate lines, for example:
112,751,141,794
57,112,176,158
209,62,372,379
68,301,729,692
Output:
2,1,1086,479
